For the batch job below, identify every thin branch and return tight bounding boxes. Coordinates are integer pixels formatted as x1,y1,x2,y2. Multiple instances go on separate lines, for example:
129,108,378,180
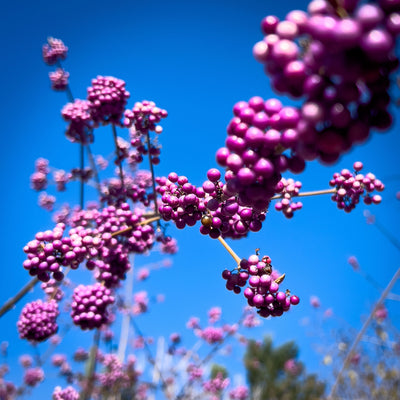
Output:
145,129,160,226
117,255,135,363
217,236,242,266
79,141,85,209
85,142,103,203
364,211,400,252
0,277,39,318
110,215,161,237
55,60,86,209
328,266,400,399
80,329,101,400
130,319,172,397
111,124,125,191
271,188,337,200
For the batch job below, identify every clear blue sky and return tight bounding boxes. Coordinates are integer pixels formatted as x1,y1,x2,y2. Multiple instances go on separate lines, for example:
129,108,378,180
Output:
0,0,399,397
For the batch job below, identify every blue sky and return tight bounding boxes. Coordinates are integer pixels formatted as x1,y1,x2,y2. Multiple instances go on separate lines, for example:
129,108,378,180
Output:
0,0,400,397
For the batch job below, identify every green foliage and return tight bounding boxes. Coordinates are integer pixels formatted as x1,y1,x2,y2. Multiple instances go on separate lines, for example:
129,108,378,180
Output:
210,364,228,379
244,337,326,400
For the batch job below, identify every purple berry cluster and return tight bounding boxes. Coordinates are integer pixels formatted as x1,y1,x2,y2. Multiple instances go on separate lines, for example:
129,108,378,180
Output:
17,299,59,342
49,68,69,91
38,192,56,211
222,254,299,318
23,367,45,387
330,161,384,212
100,172,152,206
87,76,130,127
42,37,68,65
61,99,93,144
53,169,72,191
22,223,102,282
201,168,266,239
199,326,224,344
52,386,79,400
126,101,167,166
71,283,115,330
94,203,155,255
203,372,230,395
98,354,130,389
253,2,400,164
157,174,206,229
217,96,305,212
274,178,303,218
124,100,168,134
30,158,49,191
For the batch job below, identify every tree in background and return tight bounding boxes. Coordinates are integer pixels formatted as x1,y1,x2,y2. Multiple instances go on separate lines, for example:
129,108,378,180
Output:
244,337,325,400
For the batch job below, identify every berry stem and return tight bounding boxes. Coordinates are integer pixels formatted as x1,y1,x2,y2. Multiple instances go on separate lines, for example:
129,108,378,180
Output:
364,211,400,252
79,139,84,209
217,236,242,266
56,59,86,209
145,129,160,226
328,265,400,399
111,124,125,192
271,188,337,200
130,319,171,393
85,141,103,206
110,215,161,237
275,273,285,284
0,277,39,318
325,0,348,18
117,254,135,363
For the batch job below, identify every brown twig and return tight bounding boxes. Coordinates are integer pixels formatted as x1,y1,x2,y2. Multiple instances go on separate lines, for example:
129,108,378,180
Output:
0,277,39,318
271,188,337,200
217,236,242,266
